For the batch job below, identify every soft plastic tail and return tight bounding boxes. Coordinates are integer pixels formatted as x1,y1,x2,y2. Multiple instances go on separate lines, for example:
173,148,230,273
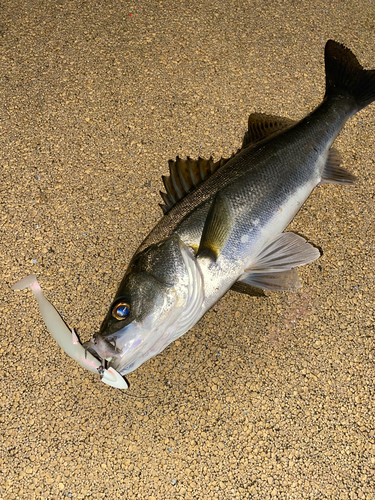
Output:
11,274,128,389
325,40,375,110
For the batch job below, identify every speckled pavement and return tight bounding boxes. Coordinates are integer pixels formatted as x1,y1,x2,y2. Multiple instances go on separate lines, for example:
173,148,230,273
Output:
1,1,375,499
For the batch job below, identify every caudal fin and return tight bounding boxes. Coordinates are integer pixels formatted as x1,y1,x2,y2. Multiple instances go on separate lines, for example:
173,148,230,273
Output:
325,40,375,110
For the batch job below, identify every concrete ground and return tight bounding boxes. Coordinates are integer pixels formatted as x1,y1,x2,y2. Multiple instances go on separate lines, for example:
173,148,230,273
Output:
1,0,374,498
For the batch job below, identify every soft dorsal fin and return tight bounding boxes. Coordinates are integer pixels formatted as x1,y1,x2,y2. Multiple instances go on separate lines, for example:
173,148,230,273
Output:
159,112,296,214
242,113,296,148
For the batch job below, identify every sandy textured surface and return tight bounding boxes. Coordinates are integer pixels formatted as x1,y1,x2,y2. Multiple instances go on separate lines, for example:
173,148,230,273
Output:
1,0,375,499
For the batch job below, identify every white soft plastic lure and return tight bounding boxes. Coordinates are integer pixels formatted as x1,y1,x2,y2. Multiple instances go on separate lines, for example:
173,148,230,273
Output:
11,274,128,389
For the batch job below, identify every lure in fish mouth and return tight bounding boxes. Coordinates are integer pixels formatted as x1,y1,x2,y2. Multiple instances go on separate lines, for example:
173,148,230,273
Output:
12,40,375,386
11,275,128,389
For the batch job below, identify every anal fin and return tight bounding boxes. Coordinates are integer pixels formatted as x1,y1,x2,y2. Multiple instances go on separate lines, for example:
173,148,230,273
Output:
321,147,356,185
248,232,320,273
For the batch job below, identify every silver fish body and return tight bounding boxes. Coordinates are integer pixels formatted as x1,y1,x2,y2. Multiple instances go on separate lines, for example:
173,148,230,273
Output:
93,40,375,376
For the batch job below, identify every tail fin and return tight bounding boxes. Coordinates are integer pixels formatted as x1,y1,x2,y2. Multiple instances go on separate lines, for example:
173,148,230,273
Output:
325,40,375,110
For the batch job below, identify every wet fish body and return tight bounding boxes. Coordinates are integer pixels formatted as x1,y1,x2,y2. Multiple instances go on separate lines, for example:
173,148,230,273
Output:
88,41,375,377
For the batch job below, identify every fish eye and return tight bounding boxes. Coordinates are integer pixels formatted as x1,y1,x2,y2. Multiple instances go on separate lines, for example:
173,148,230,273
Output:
112,301,130,320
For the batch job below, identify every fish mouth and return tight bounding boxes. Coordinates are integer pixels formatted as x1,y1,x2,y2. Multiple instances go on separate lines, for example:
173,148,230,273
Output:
102,321,162,375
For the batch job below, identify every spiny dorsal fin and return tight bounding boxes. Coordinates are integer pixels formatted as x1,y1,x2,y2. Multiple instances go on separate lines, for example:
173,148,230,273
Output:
159,112,296,214
242,113,296,148
159,155,234,214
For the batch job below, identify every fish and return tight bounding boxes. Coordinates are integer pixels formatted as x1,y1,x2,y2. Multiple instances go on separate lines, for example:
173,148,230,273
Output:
13,40,375,387
86,40,375,377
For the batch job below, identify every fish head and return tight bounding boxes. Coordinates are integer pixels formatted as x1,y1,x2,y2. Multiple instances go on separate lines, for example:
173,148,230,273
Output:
95,235,204,375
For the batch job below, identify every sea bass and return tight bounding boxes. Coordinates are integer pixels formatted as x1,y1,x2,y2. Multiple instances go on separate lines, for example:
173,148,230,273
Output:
85,40,375,377
15,41,374,386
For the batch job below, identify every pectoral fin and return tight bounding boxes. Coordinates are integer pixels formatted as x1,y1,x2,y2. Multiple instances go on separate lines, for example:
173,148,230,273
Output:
197,194,232,261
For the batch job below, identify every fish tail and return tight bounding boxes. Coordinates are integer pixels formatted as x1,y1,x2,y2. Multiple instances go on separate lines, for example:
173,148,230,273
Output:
325,40,375,110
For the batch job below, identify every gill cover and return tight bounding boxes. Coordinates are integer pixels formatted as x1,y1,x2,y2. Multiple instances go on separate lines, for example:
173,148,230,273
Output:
98,235,204,375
